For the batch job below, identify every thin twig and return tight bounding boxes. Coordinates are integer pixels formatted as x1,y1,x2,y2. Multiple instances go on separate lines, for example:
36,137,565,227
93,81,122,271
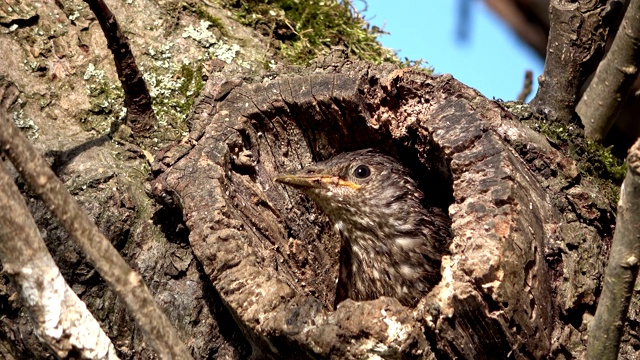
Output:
517,70,533,102
84,0,156,133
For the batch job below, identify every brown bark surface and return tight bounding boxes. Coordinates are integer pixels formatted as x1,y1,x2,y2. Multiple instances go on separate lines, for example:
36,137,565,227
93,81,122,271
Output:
0,1,258,358
1,0,638,359
149,61,626,359
532,0,619,123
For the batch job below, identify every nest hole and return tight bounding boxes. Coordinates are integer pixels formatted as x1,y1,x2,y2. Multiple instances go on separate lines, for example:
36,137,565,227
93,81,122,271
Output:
228,93,454,309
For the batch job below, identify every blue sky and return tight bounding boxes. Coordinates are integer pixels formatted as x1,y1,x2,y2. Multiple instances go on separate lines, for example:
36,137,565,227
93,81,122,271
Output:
363,1,545,101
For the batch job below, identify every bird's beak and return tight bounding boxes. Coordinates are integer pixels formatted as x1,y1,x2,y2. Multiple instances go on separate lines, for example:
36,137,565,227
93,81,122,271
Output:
274,173,361,190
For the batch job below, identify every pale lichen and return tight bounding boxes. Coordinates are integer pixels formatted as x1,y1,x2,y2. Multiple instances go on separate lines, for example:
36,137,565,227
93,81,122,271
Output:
13,108,39,139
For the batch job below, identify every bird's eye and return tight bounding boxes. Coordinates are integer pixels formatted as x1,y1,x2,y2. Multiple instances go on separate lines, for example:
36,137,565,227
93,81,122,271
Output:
353,164,371,179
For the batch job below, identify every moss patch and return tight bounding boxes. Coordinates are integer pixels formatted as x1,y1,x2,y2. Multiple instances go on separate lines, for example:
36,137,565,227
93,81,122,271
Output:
532,120,626,184
81,63,124,133
502,102,625,205
190,3,230,37
222,0,398,65
504,102,625,184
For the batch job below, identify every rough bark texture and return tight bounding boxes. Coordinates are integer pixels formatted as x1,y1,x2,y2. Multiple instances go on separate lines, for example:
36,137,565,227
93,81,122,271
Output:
0,0,261,358
531,0,621,122
577,0,640,141
587,139,640,359
1,0,638,359
149,61,632,359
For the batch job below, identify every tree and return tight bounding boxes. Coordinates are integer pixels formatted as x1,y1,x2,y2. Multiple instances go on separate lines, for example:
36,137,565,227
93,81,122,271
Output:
0,0,637,359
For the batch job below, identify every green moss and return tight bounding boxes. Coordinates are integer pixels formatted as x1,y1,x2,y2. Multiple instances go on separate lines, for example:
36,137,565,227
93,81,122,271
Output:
81,63,123,133
397,58,433,73
533,120,626,184
194,5,229,37
222,0,398,65
136,40,208,142
177,64,204,113
501,101,625,203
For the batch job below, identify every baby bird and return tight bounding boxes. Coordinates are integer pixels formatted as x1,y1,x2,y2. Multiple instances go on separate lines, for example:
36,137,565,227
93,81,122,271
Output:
275,149,451,307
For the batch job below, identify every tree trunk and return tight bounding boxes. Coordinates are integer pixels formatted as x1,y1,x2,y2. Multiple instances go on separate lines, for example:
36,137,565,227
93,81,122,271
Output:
0,0,636,358
149,61,623,359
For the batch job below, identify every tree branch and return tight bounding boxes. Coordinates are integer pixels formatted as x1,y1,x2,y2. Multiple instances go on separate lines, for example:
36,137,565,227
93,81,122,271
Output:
531,0,622,122
587,138,640,359
576,0,640,141
0,80,191,359
517,70,533,101
83,0,156,133
0,164,119,359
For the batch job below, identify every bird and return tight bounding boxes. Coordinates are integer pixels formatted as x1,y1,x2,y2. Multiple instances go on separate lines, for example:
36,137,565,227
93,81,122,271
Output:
274,149,451,308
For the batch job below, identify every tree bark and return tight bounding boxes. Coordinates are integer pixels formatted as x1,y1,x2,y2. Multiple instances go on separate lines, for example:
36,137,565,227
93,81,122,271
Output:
0,0,636,358
0,78,193,360
150,61,623,359
531,0,621,122
576,0,640,141
587,138,640,359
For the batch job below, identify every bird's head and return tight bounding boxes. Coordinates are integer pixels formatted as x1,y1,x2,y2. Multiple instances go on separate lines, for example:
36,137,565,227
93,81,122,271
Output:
275,149,451,307
275,149,424,233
